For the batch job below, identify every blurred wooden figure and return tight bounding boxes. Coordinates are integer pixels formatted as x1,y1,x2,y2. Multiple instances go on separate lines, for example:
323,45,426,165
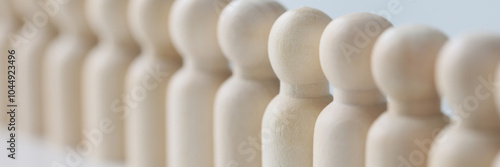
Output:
42,0,96,150
125,0,181,166
429,33,500,167
168,0,231,166
14,0,57,138
214,0,285,166
0,0,21,130
83,0,139,163
366,25,448,167
314,13,391,167
262,7,332,167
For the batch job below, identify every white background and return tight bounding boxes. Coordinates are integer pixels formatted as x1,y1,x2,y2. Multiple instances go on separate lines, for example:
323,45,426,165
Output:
277,0,500,37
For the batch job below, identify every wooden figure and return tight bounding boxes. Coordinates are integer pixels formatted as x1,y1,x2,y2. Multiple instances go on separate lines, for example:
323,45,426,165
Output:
14,0,57,138
366,25,448,167
261,7,333,167
168,0,231,166
0,0,21,130
429,33,500,167
314,13,391,167
83,0,139,163
124,0,181,166
42,0,97,150
214,0,285,167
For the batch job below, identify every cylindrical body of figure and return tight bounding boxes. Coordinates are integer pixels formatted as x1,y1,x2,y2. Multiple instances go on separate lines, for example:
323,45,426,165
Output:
168,0,231,166
214,1,285,166
262,7,333,167
125,0,182,166
314,13,392,167
83,0,139,162
43,0,97,150
13,0,57,138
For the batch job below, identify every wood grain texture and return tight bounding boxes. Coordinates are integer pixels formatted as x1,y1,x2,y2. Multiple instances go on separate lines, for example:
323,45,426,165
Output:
262,7,333,167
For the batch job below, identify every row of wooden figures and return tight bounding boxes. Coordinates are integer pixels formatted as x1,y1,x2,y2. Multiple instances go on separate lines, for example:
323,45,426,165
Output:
1,0,500,166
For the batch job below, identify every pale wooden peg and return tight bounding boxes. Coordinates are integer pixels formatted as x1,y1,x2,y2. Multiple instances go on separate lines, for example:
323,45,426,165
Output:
0,0,21,131
83,0,139,163
168,0,231,166
124,0,181,166
14,0,57,138
262,7,333,167
429,33,500,167
314,13,391,167
428,33,500,167
214,0,285,167
366,25,448,167
42,0,97,150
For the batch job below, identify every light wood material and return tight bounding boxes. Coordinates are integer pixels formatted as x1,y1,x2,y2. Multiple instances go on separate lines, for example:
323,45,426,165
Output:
366,25,448,167
42,0,96,150
214,0,285,167
0,0,21,131
83,0,139,163
262,7,332,167
314,13,391,167
14,0,57,138
168,0,231,166
124,0,181,166
429,33,500,167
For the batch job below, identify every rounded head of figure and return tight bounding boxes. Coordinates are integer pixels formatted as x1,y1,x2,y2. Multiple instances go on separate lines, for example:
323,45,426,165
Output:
12,0,39,17
268,7,331,85
437,32,500,127
52,0,92,33
218,0,285,77
320,12,392,90
128,0,176,54
1,0,21,33
372,25,447,102
87,0,135,44
169,0,227,65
